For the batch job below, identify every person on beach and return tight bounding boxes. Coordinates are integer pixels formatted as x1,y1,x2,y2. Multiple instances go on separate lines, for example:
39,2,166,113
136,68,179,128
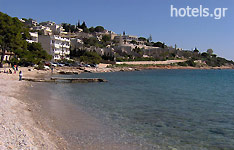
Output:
51,66,54,73
19,71,23,81
14,65,17,73
9,69,12,74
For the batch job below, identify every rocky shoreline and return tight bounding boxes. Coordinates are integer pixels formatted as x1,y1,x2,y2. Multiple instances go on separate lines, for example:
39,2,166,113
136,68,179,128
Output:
52,65,234,75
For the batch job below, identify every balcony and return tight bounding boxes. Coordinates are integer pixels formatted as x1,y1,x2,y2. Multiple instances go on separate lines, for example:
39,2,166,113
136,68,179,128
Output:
64,51,70,55
54,50,60,54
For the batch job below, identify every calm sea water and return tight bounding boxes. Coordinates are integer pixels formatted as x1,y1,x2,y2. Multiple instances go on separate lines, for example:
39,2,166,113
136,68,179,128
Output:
51,69,234,150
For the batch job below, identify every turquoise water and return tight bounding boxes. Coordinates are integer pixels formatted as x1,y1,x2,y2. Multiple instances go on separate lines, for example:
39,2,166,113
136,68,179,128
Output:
52,70,234,150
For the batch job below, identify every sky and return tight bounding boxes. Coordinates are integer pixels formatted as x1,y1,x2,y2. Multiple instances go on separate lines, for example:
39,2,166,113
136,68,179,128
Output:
0,0,234,60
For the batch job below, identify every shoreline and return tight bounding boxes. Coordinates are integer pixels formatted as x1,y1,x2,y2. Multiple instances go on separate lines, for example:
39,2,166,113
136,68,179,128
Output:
52,64,234,75
1,66,233,149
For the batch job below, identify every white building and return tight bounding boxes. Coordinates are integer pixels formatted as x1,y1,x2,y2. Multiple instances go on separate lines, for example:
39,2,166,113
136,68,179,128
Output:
39,35,70,61
45,24,66,35
26,32,38,43
0,50,14,61
33,25,52,35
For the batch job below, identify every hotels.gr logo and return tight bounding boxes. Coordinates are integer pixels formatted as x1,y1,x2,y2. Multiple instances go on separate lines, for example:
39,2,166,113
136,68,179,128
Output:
170,5,228,20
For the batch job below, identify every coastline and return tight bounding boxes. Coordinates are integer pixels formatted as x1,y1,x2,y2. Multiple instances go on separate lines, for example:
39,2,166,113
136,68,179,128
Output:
1,65,233,149
52,64,234,75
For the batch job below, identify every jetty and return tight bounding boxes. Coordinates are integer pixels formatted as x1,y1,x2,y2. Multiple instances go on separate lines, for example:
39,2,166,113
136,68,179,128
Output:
22,77,107,83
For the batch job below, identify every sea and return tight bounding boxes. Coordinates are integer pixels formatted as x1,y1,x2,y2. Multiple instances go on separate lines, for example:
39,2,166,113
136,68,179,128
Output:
30,69,234,150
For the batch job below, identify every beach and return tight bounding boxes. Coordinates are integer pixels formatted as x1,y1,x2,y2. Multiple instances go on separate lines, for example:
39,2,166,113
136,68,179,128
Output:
0,68,152,150
0,69,66,149
1,66,234,150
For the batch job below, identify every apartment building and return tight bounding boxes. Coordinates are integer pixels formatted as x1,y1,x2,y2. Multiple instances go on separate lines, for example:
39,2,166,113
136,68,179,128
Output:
39,35,70,61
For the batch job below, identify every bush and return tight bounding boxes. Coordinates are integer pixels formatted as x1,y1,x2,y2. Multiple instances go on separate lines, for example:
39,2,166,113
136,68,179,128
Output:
178,62,188,66
185,59,196,67
80,51,102,64
35,62,44,70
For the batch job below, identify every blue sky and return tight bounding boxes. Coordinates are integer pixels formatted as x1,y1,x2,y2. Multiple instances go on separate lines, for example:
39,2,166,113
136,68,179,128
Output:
0,0,234,60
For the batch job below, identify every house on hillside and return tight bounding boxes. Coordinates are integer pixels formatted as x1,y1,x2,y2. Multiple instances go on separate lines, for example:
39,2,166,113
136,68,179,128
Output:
26,32,38,43
33,25,52,35
0,50,14,61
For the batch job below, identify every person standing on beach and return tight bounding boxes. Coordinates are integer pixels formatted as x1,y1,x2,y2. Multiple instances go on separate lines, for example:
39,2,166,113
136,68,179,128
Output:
19,71,23,81
51,66,54,74
14,65,17,73
9,69,12,74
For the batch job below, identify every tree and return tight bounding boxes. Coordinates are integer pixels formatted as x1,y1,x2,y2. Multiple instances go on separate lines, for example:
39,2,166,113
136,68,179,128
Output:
83,37,99,47
89,27,95,33
0,12,29,67
138,37,147,41
207,49,213,55
0,12,52,67
153,42,164,48
62,23,77,33
77,20,81,28
95,26,104,32
80,21,87,29
83,28,90,33
130,40,137,44
201,52,208,57
80,51,102,64
102,35,111,42
13,42,52,66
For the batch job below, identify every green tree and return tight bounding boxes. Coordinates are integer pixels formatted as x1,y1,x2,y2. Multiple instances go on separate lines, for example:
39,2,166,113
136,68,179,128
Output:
83,37,99,47
77,20,81,28
130,40,137,44
80,51,102,64
207,49,213,55
80,21,87,29
102,35,111,42
138,37,147,41
193,49,199,53
83,28,90,33
201,52,208,58
153,42,165,48
14,42,52,66
95,26,104,32
89,27,95,33
0,12,29,67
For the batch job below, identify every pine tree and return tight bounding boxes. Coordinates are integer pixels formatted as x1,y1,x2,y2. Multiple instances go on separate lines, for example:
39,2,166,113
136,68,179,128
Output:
80,21,87,29
77,20,81,28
